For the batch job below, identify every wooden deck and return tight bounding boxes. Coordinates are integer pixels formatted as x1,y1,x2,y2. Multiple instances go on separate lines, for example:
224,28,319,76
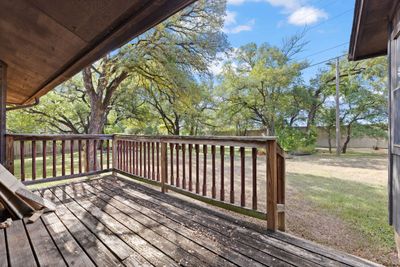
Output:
0,176,381,267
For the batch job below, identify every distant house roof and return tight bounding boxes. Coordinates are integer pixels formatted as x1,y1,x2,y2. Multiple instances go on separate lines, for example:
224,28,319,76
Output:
348,0,397,61
0,0,195,105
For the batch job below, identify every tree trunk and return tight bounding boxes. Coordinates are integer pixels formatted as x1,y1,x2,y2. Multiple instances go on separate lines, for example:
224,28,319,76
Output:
327,130,332,153
341,125,352,154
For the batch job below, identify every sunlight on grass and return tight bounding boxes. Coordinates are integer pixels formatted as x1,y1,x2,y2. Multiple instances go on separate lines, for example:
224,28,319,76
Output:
288,173,394,250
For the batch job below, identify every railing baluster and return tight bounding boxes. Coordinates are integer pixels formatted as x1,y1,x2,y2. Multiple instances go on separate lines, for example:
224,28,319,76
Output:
170,143,174,186
161,142,167,193
20,141,25,181
240,147,245,207
136,141,139,175
100,140,104,171
107,140,110,170
93,139,97,171
52,140,57,177
61,140,65,176
277,154,286,231
195,144,199,194
42,140,46,179
252,148,257,210
220,146,225,201
152,142,155,180
32,140,36,180
176,144,180,187
182,144,186,189
156,142,160,181
230,146,234,204
211,145,216,199
147,141,151,178
128,141,131,173
78,140,82,174
267,140,278,231
139,141,142,176
70,139,74,175
189,144,193,192
143,142,147,177
86,139,90,172
202,144,207,196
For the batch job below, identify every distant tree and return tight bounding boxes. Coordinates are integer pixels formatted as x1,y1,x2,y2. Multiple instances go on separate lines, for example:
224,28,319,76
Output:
218,36,308,137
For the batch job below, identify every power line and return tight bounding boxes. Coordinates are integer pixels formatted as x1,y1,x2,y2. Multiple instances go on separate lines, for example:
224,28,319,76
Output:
298,42,349,62
302,53,347,70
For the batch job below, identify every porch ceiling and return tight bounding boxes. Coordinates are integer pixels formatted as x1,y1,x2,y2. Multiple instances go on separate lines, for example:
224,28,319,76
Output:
0,0,195,105
348,0,397,61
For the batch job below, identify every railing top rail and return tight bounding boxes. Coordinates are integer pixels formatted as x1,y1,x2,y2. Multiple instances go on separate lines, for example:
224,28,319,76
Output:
115,134,278,148
7,134,114,141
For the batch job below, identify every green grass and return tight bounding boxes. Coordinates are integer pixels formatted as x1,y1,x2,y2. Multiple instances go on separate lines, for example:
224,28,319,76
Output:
288,173,394,250
13,151,112,181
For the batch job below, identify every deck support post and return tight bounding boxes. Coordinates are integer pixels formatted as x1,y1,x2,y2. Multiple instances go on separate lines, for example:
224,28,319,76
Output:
0,61,6,166
266,140,278,231
161,142,168,193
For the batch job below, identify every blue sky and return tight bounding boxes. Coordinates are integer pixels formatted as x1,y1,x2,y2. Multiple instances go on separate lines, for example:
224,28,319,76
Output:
216,0,355,82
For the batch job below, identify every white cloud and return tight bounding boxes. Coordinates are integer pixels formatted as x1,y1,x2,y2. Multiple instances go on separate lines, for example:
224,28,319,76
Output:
224,19,255,34
224,11,237,26
226,0,327,26
288,6,328,25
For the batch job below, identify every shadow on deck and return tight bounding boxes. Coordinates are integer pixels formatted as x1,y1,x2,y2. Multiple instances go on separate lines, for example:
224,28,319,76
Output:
0,175,381,266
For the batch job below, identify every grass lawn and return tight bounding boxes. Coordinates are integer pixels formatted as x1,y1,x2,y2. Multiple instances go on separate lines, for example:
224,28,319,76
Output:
288,173,393,249
286,150,397,265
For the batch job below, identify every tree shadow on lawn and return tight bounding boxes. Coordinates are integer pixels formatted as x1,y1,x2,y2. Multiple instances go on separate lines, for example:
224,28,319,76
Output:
286,173,398,266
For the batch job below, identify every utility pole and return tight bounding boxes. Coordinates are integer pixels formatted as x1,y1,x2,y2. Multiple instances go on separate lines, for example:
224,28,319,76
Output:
335,57,341,156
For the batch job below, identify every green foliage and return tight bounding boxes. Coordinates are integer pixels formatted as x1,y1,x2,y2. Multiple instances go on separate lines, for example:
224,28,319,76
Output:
277,127,316,152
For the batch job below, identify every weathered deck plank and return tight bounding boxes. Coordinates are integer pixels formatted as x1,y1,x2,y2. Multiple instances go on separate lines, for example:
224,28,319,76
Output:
6,219,37,267
79,181,236,267
40,189,122,267
100,176,380,267
24,217,66,267
97,178,317,267
87,180,267,267
0,230,8,267
60,183,212,267
40,212,95,267
2,176,382,267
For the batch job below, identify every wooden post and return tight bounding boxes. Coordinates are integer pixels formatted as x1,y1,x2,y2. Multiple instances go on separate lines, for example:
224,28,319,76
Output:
0,61,7,166
266,140,278,231
161,142,168,193
277,153,286,231
5,135,13,174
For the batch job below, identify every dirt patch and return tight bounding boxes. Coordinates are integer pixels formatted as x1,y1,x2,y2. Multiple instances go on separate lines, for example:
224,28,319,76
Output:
286,153,387,186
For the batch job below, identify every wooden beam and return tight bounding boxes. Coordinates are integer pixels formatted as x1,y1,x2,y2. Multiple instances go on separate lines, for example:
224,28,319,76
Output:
0,61,6,165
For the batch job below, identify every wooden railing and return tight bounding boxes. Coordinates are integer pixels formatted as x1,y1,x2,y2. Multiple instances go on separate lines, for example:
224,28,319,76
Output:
5,133,285,231
5,134,113,184
114,135,285,231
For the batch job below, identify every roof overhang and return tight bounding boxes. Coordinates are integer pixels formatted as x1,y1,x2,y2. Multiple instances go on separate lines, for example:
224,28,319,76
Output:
348,0,398,61
0,0,196,105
